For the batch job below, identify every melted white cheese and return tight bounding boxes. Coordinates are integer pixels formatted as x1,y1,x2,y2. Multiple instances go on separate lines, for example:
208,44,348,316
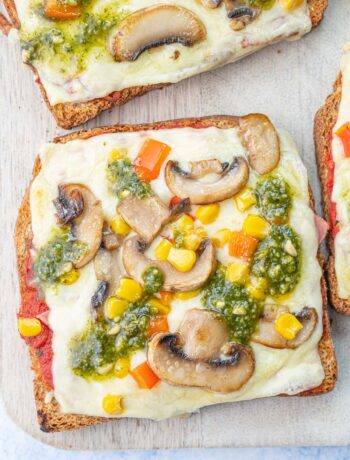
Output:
30,126,324,419
15,0,311,105
331,47,350,299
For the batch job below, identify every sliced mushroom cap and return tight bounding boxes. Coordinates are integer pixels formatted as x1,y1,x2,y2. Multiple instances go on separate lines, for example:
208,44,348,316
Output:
252,306,318,349
239,114,280,175
165,157,249,205
224,0,260,31
102,224,123,251
109,5,206,62
147,309,255,393
201,0,222,8
54,184,104,269
123,236,215,291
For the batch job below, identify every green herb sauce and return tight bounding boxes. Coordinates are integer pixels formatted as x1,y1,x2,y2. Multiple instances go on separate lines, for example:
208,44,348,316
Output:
174,230,185,249
142,267,164,294
34,227,87,285
108,158,151,199
248,0,275,9
70,297,158,378
201,267,262,344
251,224,301,296
254,176,292,223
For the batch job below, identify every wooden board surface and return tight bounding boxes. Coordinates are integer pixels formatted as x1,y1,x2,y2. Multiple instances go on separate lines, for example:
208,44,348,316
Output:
1,0,350,450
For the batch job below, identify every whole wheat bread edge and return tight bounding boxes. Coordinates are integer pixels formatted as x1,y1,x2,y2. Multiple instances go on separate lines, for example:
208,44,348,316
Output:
314,74,350,315
15,116,337,433
1,0,328,129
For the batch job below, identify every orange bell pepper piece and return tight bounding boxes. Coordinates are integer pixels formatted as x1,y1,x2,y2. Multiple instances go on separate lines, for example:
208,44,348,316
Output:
159,291,173,306
169,196,182,209
229,231,258,262
147,316,169,338
130,361,160,389
335,122,350,157
135,138,171,182
44,0,80,20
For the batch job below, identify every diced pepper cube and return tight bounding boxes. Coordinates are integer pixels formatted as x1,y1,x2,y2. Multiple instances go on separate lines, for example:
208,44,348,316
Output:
275,312,303,340
115,278,143,302
242,214,270,240
134,138,171,182
212,228,231,248
279,0,304,11
44,0,80,20
174,290,201,300
109,148,127,162
102,394,124,415
110,214,131,236
159,291,174,306
148,297,171,314
234,187,256,212
106,297,128,320
196,204,220,224
175,214,195,233
229,231,258,261
18,318,42,337
147,316,169,337
114,357,131,378
130,361,160,389
154,239,173,261
167,247,196,272
226,261,249,284
335,122,350,157
246,277,267,300
183,232,202,251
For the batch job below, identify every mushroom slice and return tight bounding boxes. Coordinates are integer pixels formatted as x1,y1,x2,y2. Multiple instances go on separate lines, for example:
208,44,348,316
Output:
165,157,249,205
54,184,104,268
201,0,222,8
190,159,228,178
252,307,318,349
117,193,189,243
224,0,260,31
239,114,280,175
102,225,123,251
109,5,207,62
122,236,215,291
147,309,255,393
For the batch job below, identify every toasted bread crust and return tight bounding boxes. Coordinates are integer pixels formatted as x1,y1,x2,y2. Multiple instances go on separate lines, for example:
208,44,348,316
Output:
15,116,337,432
2,0,328,129
314,75,350,315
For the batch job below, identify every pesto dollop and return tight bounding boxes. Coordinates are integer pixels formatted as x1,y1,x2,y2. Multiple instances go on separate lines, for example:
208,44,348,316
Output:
201,268,262,344
142,266,164,294
254,176,292,223
34,227,87,285
248,0,275,9
70,298,157,378
108,158,151,199
251,224,301,296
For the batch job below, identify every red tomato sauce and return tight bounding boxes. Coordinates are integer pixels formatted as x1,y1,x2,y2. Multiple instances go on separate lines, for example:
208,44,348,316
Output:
18,254,54,389
325,133,339,238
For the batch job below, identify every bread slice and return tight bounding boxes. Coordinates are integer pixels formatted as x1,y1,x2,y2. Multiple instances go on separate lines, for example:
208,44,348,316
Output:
15,116,337,432
314,75,350,315
1,0,328,129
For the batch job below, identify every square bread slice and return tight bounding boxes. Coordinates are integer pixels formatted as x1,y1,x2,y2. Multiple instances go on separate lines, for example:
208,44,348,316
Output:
16,116,337,432
1,0,327,129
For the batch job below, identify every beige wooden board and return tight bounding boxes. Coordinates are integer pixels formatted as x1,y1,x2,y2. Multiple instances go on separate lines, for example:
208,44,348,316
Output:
1,0,350,450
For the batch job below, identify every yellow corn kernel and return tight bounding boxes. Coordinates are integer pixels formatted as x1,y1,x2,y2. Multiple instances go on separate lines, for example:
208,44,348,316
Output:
275,312,303,340
18,318,42,337
279,0,303,11
246,277,267,300
242,214,270,240
226,261,249,284
167,247,196,272
115,278,143,302
274,292,292,303
106,297,128,320
148,297,171,314
114,357,131,378
195,226,208,238
59,268,80,285
212,228,231,248
176,214,194,233
174,290,201,300
102,394,124,415
109,148,127,162
110,215,131,236
153,239,172,261
183,232,202,251
234,187,256,212
196,204,220,225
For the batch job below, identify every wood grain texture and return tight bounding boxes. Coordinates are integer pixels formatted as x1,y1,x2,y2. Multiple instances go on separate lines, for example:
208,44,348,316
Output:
1,0,350,450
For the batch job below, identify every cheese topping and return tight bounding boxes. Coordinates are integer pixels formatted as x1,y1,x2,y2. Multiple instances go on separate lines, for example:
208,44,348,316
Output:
29,125,324,419
15,0,311,105
331,48,350,299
